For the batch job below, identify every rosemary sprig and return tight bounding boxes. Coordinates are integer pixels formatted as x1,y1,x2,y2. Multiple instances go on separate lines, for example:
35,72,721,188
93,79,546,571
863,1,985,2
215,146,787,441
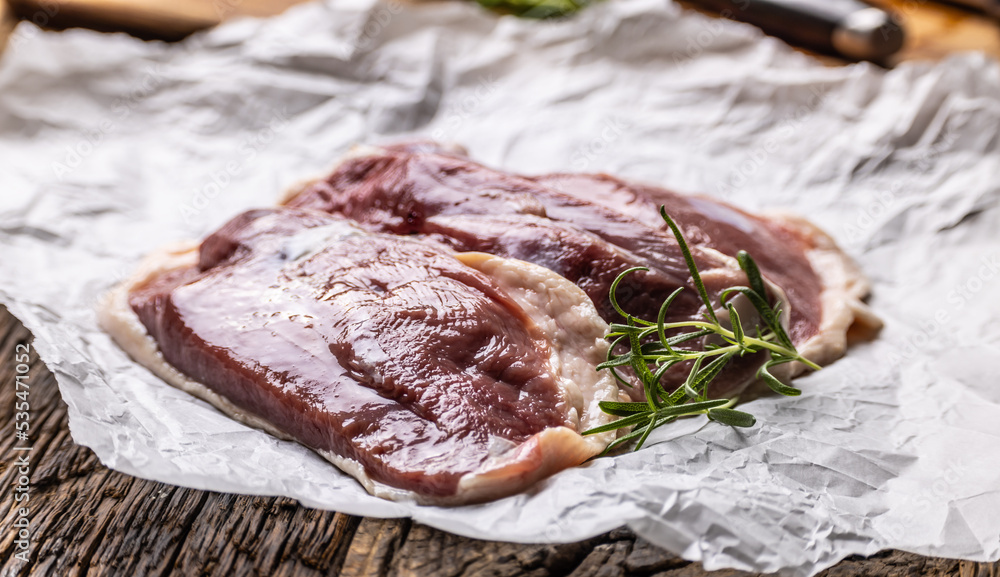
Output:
582,207,821,453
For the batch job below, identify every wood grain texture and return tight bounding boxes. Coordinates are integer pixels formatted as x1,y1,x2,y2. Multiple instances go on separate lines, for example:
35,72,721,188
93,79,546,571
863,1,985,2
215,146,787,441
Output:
1,304,999,576
4,0,308,40
2,0,1000,60
0,0,15,57
873,0,1000,64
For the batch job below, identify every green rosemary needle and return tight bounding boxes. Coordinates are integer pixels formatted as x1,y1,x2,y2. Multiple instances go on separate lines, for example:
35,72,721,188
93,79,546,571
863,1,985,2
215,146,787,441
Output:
582,207,821,454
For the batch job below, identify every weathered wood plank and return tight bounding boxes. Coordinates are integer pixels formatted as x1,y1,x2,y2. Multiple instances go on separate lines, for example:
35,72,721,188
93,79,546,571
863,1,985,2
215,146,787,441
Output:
0,2,11,56
1,304,999,577
4,0,307,40
6,0,1000,60
342,518,411,577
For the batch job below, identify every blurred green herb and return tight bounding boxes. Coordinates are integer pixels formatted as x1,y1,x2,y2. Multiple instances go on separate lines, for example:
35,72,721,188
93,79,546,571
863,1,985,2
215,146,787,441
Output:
476,0,594,18
582,207,821,453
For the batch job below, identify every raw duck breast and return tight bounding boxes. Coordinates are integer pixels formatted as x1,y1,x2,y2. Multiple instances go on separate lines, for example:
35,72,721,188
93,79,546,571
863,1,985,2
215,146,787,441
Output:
100,207,619,504
283,143,881,399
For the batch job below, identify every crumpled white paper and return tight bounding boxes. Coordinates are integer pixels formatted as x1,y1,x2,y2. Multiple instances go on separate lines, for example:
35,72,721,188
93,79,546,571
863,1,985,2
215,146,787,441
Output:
2,0,999,574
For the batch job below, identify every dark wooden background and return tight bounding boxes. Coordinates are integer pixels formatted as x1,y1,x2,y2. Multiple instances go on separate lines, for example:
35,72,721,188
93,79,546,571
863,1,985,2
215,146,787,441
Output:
3,0,1000,61
2,305,999,575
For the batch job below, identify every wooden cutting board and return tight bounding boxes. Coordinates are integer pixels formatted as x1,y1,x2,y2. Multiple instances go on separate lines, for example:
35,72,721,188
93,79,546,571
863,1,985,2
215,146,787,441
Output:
2,0,1000,62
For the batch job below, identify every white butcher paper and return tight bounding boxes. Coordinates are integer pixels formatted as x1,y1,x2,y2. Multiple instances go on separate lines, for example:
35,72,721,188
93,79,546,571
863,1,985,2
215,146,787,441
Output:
1,0,999,574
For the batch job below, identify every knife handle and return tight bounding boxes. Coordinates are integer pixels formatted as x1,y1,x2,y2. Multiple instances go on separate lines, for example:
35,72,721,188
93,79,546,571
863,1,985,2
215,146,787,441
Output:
692,0,906,62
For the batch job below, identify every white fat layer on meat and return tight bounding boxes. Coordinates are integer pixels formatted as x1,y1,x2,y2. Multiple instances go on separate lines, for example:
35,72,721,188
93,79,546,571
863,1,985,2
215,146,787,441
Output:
99,235,620,506
672,218,880,383
103,144,879,505
766,213,883,379
454,252,619,451
277,145,881,412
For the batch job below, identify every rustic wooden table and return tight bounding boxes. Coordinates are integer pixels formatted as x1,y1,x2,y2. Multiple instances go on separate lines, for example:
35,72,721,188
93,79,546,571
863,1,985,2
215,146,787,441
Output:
2,0,1000,60
2,1,1000,574
1,306,997,576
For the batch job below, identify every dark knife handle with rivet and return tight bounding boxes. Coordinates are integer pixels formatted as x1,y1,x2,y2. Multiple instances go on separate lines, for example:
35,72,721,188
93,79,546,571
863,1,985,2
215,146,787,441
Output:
691,0,906,62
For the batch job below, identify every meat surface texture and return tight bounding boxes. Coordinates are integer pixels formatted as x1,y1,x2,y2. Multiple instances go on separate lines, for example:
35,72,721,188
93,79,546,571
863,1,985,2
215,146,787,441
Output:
285,143,881,397
102,141,880,504
284,144,743,326
530,173,883,377
100,208,618,504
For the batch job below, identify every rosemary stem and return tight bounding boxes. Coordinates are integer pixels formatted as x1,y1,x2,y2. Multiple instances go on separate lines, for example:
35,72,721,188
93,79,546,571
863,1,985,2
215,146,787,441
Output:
583,208,822,452
654,321,821,370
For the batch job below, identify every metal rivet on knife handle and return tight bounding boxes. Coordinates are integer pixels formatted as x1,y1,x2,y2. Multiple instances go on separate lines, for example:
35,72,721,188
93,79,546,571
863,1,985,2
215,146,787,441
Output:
832,7,906,62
